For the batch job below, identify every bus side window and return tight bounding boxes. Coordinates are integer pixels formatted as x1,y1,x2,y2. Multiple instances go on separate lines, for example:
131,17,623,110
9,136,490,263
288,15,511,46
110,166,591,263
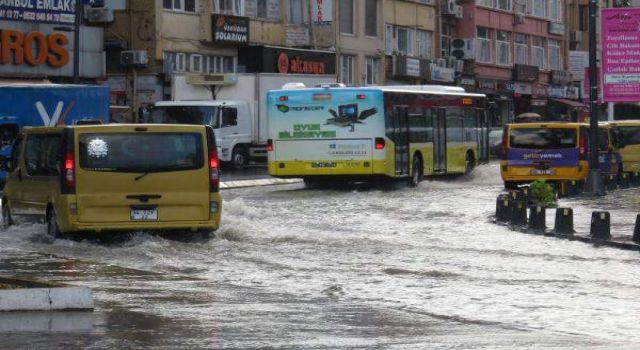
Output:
221,108,237,127
445,108,464,142
409,113,426,143
423,108,433,143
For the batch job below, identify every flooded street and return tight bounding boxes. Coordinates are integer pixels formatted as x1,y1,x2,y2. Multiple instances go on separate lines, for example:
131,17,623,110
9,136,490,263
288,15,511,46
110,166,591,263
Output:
2,163,640,349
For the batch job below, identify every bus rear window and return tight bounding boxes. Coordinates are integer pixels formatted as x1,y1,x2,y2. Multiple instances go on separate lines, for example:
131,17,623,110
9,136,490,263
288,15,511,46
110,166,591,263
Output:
510,128,577,149
618,126,640,146
79,133,203,173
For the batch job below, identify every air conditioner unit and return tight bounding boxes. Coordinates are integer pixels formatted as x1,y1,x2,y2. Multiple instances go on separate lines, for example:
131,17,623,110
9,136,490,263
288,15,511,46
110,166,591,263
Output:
442,0,456,15
514,13,525,24
571,30,583,43
450,38,475,60
447,56,457,68
454,5,463,19
437,58,447,67
120,50,149,67
85,8,114,23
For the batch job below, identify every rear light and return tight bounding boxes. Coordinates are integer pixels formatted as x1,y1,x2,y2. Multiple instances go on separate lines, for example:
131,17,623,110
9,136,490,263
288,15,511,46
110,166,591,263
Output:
579,135,587,160
62,150,76,193
267,139,273,152
375,137,386,150
357,94,366,100
279,96,288,101
209,149,220,191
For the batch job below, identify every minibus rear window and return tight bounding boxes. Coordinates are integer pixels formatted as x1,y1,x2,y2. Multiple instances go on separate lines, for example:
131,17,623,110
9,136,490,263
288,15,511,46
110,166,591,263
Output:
79,133,203,172
510,128,577,149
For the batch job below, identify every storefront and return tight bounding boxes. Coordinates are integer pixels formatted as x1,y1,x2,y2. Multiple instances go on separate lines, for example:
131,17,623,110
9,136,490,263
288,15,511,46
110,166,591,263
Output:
238,46,336,75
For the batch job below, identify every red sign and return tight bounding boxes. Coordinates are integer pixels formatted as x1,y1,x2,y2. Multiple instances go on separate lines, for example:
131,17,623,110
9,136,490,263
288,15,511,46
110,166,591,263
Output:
0,29,69,68
276,52,326,74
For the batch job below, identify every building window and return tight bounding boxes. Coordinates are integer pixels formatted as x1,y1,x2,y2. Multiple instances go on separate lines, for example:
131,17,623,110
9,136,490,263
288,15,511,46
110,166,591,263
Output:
441,24,453,58
532,0,545,17
476,27,492,63
163,0,196,12
515,0,526,13
289,0,304,24
548,39,561,70
547,0,560,21
532,36,545,69
477,0,493,7
496,31,510,66
191,54,203,72
385,24,394,54
515,33,528,65
417,30,433,59
365,57,379,85
175,53,187,71
340,0,354,34
164,52,236,74
365,0,378,37
340,55,354,86
497,0,512,11
213,0,244,15
397,27,414,56
579,5,588,31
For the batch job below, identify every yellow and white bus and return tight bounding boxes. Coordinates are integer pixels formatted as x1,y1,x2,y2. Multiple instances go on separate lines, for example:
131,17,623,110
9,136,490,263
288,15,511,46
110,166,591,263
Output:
266,84,490,186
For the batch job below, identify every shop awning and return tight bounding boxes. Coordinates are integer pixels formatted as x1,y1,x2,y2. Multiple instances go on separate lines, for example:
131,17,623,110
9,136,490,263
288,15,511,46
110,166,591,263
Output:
553,98,586,108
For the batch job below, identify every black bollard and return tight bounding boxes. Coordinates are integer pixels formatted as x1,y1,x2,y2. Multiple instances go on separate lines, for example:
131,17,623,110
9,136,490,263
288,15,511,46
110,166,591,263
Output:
497,196,511,222
521,187,531,205
509,189,525,202
632,172,640,187
633,214,640,244
590,211,611,240
528,206,546,233
606,174,618,191
619,172,630,189
557,181,568,198
554,207,574,235
510,200,527,227
567,180,582,197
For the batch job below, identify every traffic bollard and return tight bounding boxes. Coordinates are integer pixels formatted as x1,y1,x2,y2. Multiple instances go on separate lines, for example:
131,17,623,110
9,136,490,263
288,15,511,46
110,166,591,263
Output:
619,173,631,189
634,214,640,244
528,206,546,233
509,189,525,202
510,200,527,227
496,194,509,222
567,180,582,197
521,186,531,205
554,207,574,235
590,211,611,240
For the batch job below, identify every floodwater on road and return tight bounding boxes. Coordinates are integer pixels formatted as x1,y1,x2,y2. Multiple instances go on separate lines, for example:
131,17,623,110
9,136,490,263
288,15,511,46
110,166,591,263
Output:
1,163,640,349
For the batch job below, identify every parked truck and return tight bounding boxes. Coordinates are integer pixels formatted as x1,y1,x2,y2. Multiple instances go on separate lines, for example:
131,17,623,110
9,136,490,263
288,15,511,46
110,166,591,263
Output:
148,73,336,168
0,84,110,187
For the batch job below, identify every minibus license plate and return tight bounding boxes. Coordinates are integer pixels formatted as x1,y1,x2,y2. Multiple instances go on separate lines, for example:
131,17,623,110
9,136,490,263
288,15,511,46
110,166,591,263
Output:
530,169,555,175
131,207,158,221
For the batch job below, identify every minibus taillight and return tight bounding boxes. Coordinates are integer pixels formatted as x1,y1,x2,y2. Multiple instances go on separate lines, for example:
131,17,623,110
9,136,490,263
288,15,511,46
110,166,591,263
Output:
209,150,220,191
63,151,75,190
579,134,587,160
267,139,273,152
375,137,386,150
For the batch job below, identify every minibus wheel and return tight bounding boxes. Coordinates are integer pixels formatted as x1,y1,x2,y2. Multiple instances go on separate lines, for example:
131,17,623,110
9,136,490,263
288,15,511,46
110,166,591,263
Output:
46,209,60,239
2,199,13,228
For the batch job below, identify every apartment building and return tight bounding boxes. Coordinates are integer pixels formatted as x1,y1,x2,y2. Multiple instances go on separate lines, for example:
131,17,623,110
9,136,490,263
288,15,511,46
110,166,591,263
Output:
453,0,576,123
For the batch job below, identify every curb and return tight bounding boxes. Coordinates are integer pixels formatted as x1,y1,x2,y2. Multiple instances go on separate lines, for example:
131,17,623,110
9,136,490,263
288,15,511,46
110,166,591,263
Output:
220,178,302,189
0,276,94,312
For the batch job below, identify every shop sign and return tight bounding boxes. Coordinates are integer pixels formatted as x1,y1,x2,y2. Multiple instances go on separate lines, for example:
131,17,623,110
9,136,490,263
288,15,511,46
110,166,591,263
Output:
551,70,572,85
601,8,640,102
532,85,548,96
569,51,588,80
566,86,580,99
513,64,539,82
460,77,476,86
549,85,567,98
0,0,76,24
0,28,69,68
430,64,455,82
311,0,332,25
478,79,496,91
548,22,565,36
506,81,532,94
239,46,335,75
211,14,249,45
286,26,310,47
277,51,326,74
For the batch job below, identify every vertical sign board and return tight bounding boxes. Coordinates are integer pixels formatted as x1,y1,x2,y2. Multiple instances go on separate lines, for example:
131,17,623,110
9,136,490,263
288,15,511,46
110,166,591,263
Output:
311,0,332,25
0,1,76,24
601,8,640,102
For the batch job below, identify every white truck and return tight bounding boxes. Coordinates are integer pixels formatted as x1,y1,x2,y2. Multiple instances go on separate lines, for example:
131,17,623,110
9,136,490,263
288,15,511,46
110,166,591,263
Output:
149,73,336,168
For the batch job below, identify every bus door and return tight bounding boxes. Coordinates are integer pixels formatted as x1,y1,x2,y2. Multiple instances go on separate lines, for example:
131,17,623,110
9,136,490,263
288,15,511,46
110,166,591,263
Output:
391,106,410,176
433,109,447,173
477,109,489,162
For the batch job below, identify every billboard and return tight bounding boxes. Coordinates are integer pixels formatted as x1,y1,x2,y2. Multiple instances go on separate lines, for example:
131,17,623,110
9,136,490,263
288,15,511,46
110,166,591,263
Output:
601,8,640,102
0,0,76,24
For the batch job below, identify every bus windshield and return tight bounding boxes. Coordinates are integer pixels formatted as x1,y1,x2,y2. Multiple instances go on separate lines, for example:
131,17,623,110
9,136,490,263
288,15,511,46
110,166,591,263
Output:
148,106,218,127
510,128,577,149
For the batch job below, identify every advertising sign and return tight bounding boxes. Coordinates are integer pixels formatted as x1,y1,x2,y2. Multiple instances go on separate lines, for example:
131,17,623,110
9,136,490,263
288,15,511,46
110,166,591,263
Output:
569,51,588,80
601,8,640,102
311,0,332,25
0,0,76,24
430,65,455,82
513,64,539,82
286,26,310,47
239,46,336,75
211,14,249,45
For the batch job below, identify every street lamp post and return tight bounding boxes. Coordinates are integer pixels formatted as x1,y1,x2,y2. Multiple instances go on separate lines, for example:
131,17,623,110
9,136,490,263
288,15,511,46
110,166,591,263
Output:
584,0,604,195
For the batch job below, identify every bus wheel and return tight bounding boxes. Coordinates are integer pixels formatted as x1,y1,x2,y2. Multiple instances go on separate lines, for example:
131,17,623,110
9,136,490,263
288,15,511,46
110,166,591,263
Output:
2,199,13,229
465,151,476,175
231,145,248,169
409,156,423,187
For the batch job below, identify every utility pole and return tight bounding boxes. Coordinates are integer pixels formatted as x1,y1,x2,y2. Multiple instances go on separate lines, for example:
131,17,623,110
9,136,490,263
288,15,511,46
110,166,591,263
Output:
584,0,604,195
73,0,82,83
